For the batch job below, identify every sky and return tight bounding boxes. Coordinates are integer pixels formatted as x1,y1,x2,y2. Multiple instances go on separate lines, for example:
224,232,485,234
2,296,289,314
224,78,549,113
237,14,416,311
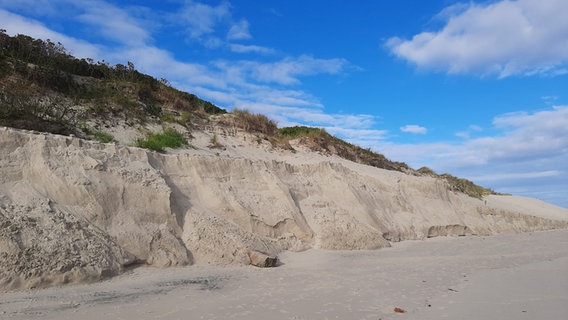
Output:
1,0,567,208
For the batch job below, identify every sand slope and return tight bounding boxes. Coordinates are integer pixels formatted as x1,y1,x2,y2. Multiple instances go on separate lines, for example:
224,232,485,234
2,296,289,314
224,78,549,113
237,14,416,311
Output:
1,126,567,290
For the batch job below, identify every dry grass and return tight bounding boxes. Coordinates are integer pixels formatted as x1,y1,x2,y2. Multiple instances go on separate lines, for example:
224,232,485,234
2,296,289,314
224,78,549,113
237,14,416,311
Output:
232,108,278,136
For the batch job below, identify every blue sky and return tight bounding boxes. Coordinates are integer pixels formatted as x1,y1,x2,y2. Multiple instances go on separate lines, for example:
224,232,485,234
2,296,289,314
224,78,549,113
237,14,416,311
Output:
1,0,567,208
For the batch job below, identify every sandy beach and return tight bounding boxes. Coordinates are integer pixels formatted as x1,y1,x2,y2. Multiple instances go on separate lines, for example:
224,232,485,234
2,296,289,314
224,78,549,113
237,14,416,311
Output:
2,229,567,320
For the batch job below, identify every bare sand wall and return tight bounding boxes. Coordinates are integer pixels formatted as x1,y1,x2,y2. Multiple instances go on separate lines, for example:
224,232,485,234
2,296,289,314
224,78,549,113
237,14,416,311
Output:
1,126,567,290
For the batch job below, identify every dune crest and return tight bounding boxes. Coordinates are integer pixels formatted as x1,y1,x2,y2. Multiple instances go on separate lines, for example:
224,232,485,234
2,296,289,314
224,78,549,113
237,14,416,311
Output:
1,126,567,290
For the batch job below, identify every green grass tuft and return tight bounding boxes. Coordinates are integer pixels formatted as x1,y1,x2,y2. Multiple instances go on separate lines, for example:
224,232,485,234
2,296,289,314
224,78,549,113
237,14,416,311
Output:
135,128,187,152
279,126,324,138
440,173,495,199
94,131,114,143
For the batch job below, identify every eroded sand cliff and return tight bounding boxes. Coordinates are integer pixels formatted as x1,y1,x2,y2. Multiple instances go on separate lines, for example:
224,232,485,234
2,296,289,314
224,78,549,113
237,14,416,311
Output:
1,126,567,290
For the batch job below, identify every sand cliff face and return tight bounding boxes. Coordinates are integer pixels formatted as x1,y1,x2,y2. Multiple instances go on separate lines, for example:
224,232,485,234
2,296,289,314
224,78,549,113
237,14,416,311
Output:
1,127,567,290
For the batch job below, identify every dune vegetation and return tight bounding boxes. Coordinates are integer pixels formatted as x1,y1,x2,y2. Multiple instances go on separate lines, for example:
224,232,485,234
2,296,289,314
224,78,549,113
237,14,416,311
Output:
0,30,497,198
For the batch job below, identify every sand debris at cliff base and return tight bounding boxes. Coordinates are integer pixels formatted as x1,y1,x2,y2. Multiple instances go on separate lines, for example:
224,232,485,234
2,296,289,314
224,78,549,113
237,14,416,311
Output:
1,230,567,320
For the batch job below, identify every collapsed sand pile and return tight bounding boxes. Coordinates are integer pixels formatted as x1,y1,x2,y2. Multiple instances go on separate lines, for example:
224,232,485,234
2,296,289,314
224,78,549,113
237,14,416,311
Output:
1,126,567,290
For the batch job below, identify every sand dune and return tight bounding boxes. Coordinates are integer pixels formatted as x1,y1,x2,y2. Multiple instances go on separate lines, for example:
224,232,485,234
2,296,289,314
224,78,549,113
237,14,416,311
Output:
1,126,567,290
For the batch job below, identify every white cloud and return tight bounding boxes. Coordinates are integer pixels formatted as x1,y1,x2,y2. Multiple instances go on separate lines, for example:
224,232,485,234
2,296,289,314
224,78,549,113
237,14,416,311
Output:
1,1,152,47
430,107,568,167
227,19,252,40
456,124,483,139
386,0,568,77
76,1,150,46
229,44,275,55
208,55,350,88
0,0,61,16
469,125,483,132
243,55,350,85
116,46,225,89
400,125,427,134
455,132,469,139
179,0,231,39
541,95,558,105
470,170,562,182
326,126,389,147
486,106,568,160
246,87,322,108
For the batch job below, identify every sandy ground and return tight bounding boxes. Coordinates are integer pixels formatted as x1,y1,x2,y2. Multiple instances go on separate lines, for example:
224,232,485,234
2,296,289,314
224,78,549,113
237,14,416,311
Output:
2,230,567,320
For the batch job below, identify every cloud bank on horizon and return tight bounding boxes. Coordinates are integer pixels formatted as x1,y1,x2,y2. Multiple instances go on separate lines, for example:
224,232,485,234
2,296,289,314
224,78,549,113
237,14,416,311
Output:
0,0,567,208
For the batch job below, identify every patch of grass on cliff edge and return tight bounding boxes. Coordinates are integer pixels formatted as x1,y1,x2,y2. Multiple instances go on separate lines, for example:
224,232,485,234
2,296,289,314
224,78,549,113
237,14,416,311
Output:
418,166,502,199
232,108,278,136
135,128,187,152
279,126,323,138
278,125,411,173
94,131,114,143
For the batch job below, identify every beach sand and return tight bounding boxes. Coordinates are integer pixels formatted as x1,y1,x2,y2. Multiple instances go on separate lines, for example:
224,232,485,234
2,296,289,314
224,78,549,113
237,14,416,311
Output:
2,229,567,320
